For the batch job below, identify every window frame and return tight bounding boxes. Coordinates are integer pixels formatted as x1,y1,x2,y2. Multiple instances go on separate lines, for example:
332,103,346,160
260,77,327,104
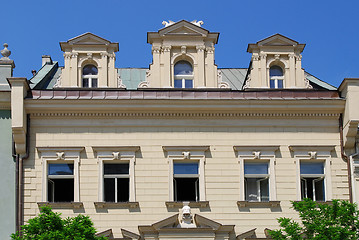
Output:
92,146,140,203
269,65,284,89
163,146,209,203
37,147,84,203
234,146,279,203
290,145,334,201
82,64,98,88
173,61,194,89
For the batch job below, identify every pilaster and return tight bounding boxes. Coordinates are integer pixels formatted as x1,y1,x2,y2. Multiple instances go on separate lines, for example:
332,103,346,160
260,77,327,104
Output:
196,45,205,87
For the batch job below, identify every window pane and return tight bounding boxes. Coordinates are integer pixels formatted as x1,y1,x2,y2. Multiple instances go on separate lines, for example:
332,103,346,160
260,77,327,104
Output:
185,80,193,88
245,178,258,201
104,178,115,202
174,178,198,201
270,66,283,77
270,80,275,88
104,164,129,175
82,65,98,75
48,178,74,202
117,178,130,202
300,162,324,174
277,80,283,88
174,79,182,88
91,78,98,88
48,164,74,175
259,178,269,202
244,163,268,175
83,78,89,87
174,163,198,174
174,61,193,75
314,178,325,201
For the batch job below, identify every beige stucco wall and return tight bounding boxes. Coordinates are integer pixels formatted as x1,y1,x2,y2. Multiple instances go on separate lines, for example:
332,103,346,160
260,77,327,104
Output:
22,114,348,238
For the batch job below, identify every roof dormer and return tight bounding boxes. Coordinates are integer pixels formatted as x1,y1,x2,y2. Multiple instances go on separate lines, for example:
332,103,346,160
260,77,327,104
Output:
143,20,224,89
245,34,311,89
58,33,120,88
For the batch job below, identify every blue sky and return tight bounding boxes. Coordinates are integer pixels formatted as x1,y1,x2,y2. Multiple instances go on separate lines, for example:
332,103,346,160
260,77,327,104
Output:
2,0,359,87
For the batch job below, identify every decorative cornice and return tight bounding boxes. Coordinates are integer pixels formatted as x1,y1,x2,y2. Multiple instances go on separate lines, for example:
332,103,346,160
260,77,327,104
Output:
30,112,341,118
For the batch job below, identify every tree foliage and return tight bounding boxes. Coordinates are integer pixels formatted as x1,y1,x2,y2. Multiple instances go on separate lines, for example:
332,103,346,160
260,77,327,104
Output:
269,199,359,240
11,206,107,240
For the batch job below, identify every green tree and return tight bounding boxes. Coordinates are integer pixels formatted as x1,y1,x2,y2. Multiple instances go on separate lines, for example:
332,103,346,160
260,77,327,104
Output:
11,206,107,240
269,199,359,240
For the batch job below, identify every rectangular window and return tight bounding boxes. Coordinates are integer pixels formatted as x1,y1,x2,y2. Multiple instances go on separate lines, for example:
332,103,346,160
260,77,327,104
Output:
48,163,74,202
300,162,325,201
174,79,193,88
244,162,269,202
104,163,130,202
173,162,199,201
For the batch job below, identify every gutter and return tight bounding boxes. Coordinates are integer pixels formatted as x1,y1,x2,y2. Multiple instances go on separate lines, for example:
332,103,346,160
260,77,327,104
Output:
340,114,353,203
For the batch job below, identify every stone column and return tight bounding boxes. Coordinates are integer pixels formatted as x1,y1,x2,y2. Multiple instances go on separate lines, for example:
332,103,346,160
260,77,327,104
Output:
295,54,304,87
162,46,171,88
108,53,117,88
260,53,267,87
151,46,161,88
70,52,78,86
196,45,206,87
100,52,108,87
288,53,296,87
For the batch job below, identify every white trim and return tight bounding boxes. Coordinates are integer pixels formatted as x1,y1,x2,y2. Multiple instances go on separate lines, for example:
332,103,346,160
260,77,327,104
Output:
163,146,209,201
92,146,140,202
234,146,279,202
37,147,84,202
290,145,334,201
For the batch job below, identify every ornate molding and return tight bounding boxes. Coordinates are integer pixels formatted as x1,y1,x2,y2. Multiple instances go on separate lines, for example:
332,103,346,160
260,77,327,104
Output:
71,52,78,59
152,46,161,54
217,70,230,88
305,77,313,89
53,73,62,88
251,54,259,61
259,53,267,60
162,45,171,52
295,54,302,61
63,53,72,59
30,112,341,118
196,45,205,52
117,75,126,88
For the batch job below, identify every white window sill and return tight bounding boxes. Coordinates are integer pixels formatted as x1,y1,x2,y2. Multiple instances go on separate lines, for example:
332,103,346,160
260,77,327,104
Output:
165,201,209,208
37,202,83,209
94,202,139,209
237,201,280,208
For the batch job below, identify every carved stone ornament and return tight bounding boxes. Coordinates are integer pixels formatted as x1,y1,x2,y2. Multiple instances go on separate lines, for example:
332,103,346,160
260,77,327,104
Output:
196,45,205,52
259,53,267,60
71,52,78,59
308,151,317,159
152,46,161,54
87,53,93,60
138,70,151,88
217,70,230,88
253,151,261,159
162,46,171,52
162,20,175,28
191,20,204,27
243,74,251,89
305,77,313,89
117,75,126,88
0,43,11,60
178,205,195,228
112,152,120,160
53,74,62,88
182,152,191,159
181,46,187,54
251,54,259,61
56,152,65,160
288,53,295,59
295,54,302,61
63,53,72,59
274,54,280,60
206,46,214,53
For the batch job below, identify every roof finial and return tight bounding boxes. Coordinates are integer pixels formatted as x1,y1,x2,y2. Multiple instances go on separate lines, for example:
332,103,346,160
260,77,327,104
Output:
191,20,204,27
1,43,11,60
162,20,175,28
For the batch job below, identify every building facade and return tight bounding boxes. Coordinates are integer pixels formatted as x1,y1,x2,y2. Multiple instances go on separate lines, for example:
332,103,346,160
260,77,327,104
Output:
7,20,359,239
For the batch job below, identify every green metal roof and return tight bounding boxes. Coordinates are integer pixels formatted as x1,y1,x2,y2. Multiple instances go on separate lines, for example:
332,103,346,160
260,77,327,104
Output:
32,65,337,91
118,68,147,90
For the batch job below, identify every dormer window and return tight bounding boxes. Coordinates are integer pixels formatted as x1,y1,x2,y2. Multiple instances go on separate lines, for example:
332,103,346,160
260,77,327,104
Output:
174,61,193,88
269,66,284,89
82,64,98,88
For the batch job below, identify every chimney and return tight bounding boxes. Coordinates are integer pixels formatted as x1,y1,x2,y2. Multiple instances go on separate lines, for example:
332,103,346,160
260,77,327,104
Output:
42,55,52,66
0,43,15,89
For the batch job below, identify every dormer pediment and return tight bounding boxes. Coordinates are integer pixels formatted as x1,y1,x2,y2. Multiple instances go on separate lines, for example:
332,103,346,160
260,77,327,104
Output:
158,20,209,37
60,32,119,51
247,34,305,53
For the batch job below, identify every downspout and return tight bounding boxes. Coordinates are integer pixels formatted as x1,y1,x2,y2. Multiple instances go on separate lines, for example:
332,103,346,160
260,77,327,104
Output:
340,114,353,203
16,114,30,232
12,138,19,232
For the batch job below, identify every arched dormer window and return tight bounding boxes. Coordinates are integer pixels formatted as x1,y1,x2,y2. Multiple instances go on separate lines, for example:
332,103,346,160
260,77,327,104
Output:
174,61,193,88
269,66,284,89
82,64,98,88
